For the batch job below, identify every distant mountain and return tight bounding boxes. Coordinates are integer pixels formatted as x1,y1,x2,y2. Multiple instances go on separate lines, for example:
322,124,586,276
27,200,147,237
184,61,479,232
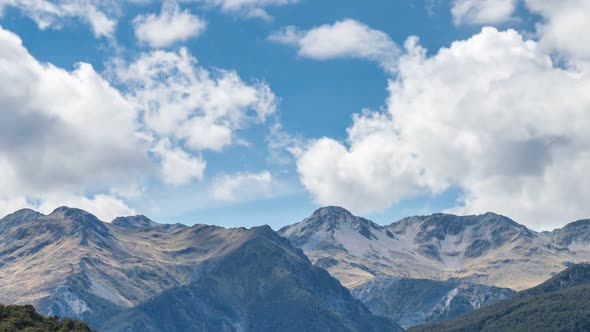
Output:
279,207,590,290
351,277,515,328
408,263,590,332
0,207,400,332
0,304,93,331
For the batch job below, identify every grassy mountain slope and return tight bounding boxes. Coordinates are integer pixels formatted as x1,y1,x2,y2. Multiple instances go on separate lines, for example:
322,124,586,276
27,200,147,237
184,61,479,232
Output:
103,226,399,332
409,264,590,332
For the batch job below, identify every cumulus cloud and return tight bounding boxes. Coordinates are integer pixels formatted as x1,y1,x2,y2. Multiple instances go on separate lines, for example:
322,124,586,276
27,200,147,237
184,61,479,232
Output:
0,26,147,190
193,0,299,20
151,139,206,186
525,0,590,68
451,0,590,68
296,27,590,230
0,26,146,219
451,0,518,25
0,25,278,219
134,0,206,48
113,47,276,153
269,19,400,73
211,171,273,202
0,0,118,37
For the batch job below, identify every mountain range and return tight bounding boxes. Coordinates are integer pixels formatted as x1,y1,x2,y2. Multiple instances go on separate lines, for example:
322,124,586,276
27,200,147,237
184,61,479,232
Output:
279,206,590,290
0,207,399,332
1,205,589,331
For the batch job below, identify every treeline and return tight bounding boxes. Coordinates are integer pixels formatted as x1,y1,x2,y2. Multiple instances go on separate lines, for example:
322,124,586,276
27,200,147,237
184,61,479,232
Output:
0,304,93,332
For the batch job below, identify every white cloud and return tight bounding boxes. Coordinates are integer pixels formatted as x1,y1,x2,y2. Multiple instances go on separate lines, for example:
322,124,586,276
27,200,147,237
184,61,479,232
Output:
0,25,279,219
0,25,146,219
525,0,590,68
0,0,118,37
266,121,304,165
451,0,518,25
134,0,206,48
450,0,590,68
211,171,273,202
0,0,302,38
151,139,206,186
193,0,299,20
296,27,590,231
269,19,400,73
113,47,277,152
0,26,148,196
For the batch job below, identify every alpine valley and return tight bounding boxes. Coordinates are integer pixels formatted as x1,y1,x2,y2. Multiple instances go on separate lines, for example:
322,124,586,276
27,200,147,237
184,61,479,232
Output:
1,206,589,331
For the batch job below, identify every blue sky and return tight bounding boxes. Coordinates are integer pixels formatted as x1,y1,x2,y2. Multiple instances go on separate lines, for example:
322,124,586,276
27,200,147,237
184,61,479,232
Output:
0,0,588,230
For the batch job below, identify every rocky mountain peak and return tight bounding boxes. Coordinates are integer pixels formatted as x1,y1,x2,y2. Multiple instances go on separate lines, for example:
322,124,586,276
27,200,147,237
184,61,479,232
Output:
311,206,354,218
0,208,44,232
280,206,382,241
46,207,111,245
111,215,188,233
112,215,159,228
50,206,98,221
1,208,43,222
550,219,590,247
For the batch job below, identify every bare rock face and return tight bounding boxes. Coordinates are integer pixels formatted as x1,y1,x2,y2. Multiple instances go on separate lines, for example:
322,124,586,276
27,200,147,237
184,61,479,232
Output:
351,277,515,328
0,207,400,332
280,207,590,291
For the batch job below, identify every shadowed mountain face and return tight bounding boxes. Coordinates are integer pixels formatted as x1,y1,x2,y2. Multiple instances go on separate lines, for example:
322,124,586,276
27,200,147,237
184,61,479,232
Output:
408,263,590,332
279,207,590,290
0,207,400,332
351,277,515,328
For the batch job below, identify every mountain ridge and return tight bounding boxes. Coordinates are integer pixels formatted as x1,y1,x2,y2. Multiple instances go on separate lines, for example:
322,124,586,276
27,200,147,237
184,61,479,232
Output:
279,206,590,290
0,206,400,332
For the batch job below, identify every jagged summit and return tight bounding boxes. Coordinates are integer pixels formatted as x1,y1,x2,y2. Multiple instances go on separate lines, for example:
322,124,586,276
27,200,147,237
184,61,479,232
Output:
1,208,43,221
0,208,44,232
112,215,159,227
306,206,380,230
112,215,188,233
392,211,516,227
312,206,354,217
278,206,385,253
281,208,590,290
550,219,590,247
49,206,100,221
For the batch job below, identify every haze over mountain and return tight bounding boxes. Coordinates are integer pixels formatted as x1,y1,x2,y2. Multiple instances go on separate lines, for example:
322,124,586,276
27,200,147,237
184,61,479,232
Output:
279,207,590,290
0,207,399,332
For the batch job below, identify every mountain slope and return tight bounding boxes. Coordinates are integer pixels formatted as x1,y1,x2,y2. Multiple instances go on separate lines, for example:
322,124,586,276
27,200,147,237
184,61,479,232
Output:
280,207,590,290
408,263,590,332
103,226,398,332
279,207,446,288
0,207,399,332
351,277,515,328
